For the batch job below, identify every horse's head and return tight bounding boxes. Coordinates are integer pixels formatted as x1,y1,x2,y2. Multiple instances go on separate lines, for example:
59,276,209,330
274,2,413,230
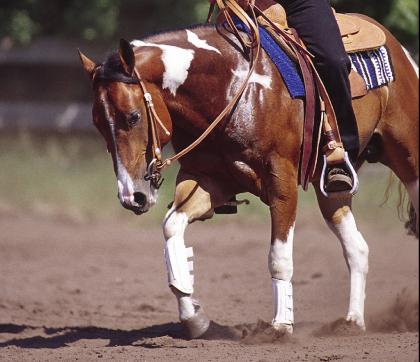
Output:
79,39,172,215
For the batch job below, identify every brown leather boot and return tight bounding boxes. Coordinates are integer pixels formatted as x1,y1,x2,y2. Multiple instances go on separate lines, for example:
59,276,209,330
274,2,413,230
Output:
325,166,353,193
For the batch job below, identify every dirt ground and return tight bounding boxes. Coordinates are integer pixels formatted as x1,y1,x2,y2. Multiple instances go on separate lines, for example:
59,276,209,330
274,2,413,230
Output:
0,208,418,361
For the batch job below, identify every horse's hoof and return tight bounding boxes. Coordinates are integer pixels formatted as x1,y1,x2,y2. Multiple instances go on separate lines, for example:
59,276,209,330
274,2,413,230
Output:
346,314,366,331
272,323,294,335
182,308,211,339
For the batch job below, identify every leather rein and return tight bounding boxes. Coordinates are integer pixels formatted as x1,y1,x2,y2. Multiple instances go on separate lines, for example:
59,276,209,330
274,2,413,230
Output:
133,0,343,192
133,0,262,189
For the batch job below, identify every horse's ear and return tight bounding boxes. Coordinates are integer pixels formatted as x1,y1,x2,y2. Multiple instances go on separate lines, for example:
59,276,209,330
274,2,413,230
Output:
119,38,135,76
78,50,97,80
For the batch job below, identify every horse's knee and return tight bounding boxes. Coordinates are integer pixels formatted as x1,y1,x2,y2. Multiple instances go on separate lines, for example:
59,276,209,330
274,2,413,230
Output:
163,208,189,240
268,226,295,281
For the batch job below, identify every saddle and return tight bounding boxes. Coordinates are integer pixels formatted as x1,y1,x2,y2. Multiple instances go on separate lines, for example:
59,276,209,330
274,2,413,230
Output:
208,1,385,195
259,4,385,99
260,4,386,53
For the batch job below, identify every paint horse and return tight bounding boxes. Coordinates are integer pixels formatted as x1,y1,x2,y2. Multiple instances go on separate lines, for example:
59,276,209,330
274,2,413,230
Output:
79,15,419,338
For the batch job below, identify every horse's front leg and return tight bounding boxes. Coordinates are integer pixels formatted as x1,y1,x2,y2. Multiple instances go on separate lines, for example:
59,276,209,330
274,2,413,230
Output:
267,158,298,334
162,171,229,338
315,189,369,330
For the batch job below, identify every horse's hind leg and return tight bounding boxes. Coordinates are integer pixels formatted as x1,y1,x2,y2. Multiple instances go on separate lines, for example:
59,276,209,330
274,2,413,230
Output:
315,190,369,330
378,113,419,235
162,171,230,338
377,41,419,234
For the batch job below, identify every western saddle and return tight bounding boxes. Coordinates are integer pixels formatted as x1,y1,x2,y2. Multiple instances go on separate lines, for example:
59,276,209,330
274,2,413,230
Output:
208,0,387,197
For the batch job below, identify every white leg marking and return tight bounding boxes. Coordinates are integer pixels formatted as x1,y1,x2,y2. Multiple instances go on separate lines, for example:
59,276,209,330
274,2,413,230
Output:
269,225,295,329
269,225,294,281
186,30,221,54
163,209,194,294
327,212,369,329
131,40,194,96
402,47,419,77
407,179,419,233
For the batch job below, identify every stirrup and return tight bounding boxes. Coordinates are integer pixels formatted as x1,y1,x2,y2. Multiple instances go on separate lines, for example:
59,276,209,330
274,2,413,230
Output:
320,152,359,198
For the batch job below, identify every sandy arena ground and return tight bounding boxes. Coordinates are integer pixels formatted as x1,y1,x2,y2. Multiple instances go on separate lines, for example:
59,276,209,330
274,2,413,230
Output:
0,208,418,361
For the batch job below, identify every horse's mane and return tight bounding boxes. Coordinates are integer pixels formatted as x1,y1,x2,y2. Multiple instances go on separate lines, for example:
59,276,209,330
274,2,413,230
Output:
94,51,138,85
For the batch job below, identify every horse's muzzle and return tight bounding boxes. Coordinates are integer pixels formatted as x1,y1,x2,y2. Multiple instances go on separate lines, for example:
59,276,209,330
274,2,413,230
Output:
120,193,148,214
120,199,148,215
119,188,158,215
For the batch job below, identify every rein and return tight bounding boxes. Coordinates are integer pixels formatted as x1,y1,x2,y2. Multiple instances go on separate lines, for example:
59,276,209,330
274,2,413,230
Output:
133,0,262,187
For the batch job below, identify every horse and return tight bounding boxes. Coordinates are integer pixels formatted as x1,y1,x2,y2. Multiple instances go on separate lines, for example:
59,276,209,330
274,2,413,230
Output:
79,14,419,338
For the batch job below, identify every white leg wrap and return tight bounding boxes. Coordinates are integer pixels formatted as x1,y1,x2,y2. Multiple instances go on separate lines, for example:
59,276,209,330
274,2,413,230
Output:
164,236,194,294
272,279,294,326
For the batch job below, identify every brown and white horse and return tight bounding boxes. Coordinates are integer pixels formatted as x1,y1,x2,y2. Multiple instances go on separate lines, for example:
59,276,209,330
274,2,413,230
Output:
79,18,418,338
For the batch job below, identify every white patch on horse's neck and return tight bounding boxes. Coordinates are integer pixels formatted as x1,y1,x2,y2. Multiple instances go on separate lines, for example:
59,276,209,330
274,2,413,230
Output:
186,30,221,54
131,40,195,96
232,67,272,89
403,47,419,77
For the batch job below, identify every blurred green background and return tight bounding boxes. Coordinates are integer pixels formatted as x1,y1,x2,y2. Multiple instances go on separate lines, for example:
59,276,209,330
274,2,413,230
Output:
0,0,417,227
1,0,418,52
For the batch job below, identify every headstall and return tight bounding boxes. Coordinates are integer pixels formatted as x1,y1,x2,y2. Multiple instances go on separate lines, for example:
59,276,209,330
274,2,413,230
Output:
132,0,262,189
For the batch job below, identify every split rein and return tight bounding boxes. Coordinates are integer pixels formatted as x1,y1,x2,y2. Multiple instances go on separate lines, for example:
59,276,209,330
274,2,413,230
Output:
132,0,263,189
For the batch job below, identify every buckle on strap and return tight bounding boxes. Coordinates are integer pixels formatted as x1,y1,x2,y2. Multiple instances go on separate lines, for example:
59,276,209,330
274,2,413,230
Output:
145,158,164,189
144,92,153,103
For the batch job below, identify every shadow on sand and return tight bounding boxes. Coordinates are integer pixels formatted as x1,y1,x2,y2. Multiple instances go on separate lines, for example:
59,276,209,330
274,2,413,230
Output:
0,322,187,349
0,320,296,348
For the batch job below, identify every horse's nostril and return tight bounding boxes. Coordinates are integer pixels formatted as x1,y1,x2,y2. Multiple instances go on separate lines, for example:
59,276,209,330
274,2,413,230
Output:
133,192,147,207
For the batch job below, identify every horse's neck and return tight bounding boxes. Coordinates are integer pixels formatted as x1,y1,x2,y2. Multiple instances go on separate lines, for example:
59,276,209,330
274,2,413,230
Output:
135,27,232,135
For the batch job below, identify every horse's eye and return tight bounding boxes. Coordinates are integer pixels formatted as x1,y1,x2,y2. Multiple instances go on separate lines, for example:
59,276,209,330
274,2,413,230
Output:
127,111,140,127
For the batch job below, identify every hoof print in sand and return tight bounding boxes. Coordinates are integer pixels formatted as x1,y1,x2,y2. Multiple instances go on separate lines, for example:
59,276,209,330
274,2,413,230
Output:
314,318,365,337
241,320,294,344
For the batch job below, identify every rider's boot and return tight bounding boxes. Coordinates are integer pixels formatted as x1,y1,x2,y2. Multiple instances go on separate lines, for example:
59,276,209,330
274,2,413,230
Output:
326,164,353,192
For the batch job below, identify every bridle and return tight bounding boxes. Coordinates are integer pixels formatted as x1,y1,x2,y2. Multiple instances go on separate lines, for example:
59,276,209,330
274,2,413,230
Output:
133,68,169,189
131,1,262,190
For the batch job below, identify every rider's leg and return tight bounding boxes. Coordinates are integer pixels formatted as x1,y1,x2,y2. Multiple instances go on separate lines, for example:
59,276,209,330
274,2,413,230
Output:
279,0,359,160
277,0,360,190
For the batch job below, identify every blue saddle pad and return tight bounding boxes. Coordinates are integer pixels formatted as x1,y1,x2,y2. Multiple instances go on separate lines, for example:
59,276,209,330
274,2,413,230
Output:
234,22,305,99
234,22,394,98
349,47,395,90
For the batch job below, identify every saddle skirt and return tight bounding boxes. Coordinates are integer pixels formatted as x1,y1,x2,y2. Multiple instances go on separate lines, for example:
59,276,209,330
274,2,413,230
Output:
260,4,386,53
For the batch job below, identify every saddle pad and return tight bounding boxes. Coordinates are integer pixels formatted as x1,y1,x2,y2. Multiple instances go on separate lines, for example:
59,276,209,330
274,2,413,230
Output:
234,22,393,98
349,46,395,90
234,21,305,98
